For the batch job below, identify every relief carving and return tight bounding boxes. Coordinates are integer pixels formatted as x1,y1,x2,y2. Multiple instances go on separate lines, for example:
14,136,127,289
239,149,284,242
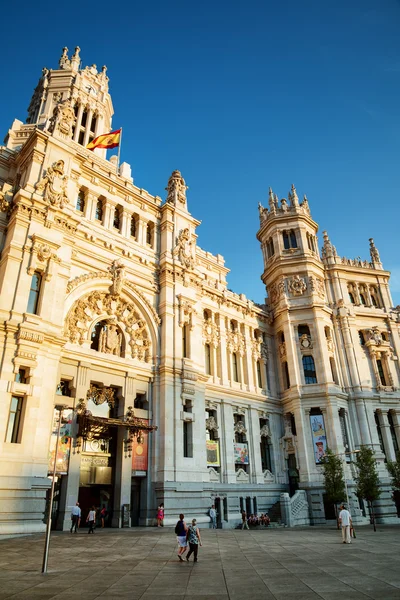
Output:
226,330,245,356
166,170,188,206
288,275,307,296
202,319,220,348
174,228,195,270
49,98,76,137
35,160,69,208
99,320,122,356
309,275,325,298
109,259,125,297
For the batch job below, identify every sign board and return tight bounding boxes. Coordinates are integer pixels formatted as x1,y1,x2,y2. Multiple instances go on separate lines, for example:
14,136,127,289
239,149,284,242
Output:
132,421,149,471
206,440,220,467
310,414,327,464
48,408,73,475
234,442,249,465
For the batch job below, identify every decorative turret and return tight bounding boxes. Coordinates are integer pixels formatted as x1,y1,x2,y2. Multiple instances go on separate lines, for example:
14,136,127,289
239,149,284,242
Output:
369,238,382,266
289,184,299,207
165,170,188,210
321,231,337,263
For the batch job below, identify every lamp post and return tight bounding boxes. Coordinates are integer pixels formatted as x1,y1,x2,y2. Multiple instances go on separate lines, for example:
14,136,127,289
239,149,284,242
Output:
42,404,69,574
337,450,360,508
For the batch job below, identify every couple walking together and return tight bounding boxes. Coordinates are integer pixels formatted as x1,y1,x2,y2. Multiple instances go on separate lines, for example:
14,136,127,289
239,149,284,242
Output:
175,514,202,562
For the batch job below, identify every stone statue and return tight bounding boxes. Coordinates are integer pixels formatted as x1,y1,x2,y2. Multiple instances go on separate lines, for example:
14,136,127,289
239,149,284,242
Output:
166,170,188,206
109,259,125,296
59,47,71,70
174,228,195,269
99,321,122,356
369,238,381,263
35,160,69,208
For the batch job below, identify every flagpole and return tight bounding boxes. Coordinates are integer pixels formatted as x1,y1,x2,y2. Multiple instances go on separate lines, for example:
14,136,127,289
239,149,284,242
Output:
117,127,123,172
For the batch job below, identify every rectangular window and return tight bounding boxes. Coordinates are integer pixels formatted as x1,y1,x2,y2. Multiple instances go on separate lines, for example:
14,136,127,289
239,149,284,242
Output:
27,272,42,314
257,360,262,388
205,344,211,375
5,396,24,443
182,325,189,358
183,421,193,457
388,412,399,455
15,368,27,384
377,359,387,386
232,353,239,382
282,361,290,390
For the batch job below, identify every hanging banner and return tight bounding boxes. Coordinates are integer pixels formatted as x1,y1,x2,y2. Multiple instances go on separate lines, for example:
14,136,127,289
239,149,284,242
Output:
132,421,149,472
48,408,73,474
234,442,249,465
206,440,220,467
310,414,327,463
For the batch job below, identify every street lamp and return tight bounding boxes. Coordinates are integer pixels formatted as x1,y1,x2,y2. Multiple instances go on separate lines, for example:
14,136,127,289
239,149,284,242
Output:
335,450,360,508
42,404,69,574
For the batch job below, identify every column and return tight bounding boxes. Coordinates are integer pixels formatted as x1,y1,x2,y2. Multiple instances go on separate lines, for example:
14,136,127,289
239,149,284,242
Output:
293,406,312,482
84,192,95,221
337,311,360,390
249,408,264,484
121,210,129,238
377,409,396,462
221,402,236,484
137,218,146,245
83,108,93,147
218,317,229,386
391,411,400,451
73,103,83,142
244,327,255,392
103,202,112,230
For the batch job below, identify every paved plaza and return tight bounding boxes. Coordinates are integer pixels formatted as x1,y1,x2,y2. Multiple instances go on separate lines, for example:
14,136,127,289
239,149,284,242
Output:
0,526,400,600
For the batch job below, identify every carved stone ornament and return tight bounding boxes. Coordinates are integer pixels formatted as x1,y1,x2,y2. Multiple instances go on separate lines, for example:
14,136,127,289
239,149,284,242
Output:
87,383,115,408
299,334,313,350
261,341,269,360
166,170,188,206
178,297,196,329
174,228,195,270
109,259,126,297
367,327,383,346
226,330,245,356
279,342,286,360
202,319,220,348
0,188,13,214
234,420,247,435
99,320,122,356
49,98,76,137
27,238,61,282
251,337,262,360
288,275,307,296
260,423,271,438
206,416,219,433
35,160,69,208
309,275,325,298
65,291,151,362
369,238,381,263
269,278,285,304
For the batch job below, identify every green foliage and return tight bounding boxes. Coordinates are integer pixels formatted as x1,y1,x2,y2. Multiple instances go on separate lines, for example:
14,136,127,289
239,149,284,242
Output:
320,448,346,504
386,453,400,494
355,446,381,503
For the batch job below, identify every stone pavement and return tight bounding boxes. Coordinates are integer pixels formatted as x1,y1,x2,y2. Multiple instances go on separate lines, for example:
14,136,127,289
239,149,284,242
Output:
0,525,400,600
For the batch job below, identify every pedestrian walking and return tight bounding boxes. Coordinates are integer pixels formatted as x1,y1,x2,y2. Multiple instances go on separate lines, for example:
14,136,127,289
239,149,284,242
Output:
175,513,188,561
70,502,81,533
209,505,217,529
186,518,202,563
241,509,249,530
157,503,164,527
87,505,96,534
338,504,352,544
100,505,108,528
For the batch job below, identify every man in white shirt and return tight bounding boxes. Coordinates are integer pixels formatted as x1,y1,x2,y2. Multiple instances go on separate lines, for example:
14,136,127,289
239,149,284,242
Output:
338,504,352,544
70,502,81,533
209,505,217,529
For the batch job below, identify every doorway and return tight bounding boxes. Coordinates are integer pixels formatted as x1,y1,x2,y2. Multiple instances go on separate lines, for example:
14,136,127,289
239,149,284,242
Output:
131,478,142,526
288,454,299,497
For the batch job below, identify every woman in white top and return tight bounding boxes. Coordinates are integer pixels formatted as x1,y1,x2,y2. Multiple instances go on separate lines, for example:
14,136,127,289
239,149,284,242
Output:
87,506,96,534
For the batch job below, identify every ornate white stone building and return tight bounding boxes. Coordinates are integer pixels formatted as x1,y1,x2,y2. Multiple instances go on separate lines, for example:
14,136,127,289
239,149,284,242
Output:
1,47,400,534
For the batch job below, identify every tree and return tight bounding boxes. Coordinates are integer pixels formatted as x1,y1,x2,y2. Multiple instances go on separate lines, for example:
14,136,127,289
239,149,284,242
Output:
354,446,381,531
386,453,400,516
320,448,346,527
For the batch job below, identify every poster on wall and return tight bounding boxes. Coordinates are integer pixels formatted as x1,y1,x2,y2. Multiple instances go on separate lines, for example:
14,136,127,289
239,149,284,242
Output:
206,440,220,467
310,414,327,464
132,421,149,471
234,442,249,465
48,408,73,474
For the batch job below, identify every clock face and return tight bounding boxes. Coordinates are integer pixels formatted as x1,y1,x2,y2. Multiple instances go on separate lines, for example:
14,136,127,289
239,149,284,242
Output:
85,85,98,97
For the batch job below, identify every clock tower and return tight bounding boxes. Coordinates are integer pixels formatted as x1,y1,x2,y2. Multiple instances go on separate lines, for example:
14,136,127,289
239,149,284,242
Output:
6,47,114,159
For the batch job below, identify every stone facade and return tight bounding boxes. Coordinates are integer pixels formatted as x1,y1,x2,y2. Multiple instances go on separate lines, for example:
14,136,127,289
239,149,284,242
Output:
0,48,399,534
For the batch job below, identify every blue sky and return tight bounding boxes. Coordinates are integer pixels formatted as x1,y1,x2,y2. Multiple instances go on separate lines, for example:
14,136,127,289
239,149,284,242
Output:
1,0,400,304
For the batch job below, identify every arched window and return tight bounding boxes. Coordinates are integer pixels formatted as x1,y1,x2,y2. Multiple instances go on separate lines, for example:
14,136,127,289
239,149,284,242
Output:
376,359,387,386
95,199,103,221
348,292,355,304
266,237,275,258
90,321,104,351
113,206,121,230
205,343,211,375
27,272,42,315
302,355,317,384
230,320,236,332
146,222,154,247
75,190,85,212
370,287,380,307
359,330,365,346
360,293,366,305
283,230,297,250
232,353,239,382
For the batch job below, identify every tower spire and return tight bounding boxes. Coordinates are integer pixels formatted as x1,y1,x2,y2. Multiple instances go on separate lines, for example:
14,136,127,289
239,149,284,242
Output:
369,238,381,265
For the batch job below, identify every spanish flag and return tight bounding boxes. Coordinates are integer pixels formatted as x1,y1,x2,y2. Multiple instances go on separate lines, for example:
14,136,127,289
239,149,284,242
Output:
86,129,121,151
